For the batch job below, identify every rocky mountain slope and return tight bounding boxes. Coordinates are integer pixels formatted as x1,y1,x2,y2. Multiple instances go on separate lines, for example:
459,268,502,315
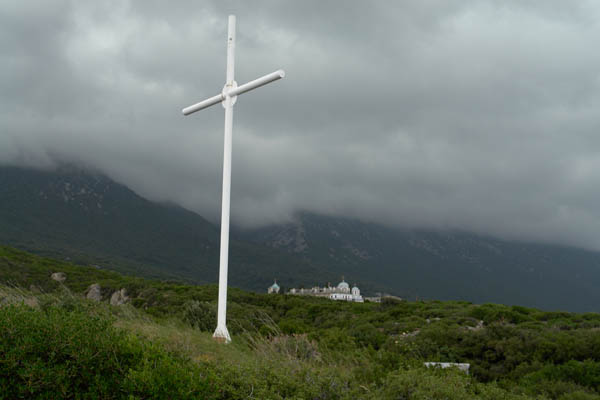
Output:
240,212,600,312
0,165,337,291
3,164,600,311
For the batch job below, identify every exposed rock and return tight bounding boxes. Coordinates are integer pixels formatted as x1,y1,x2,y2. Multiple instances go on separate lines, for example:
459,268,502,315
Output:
24,297,39,308
424,362,470,375
110,288,129,306
51,272,66,282
400,329,420,338
86,283,102,301
467,320,485,331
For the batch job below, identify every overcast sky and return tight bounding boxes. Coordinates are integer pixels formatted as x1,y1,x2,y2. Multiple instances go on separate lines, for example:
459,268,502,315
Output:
2,1,600,249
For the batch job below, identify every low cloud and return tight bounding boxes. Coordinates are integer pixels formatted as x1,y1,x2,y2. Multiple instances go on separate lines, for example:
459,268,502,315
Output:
2,1,600,249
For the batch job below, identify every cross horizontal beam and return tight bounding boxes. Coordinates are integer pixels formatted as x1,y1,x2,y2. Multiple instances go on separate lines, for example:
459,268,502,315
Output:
182,69,285,116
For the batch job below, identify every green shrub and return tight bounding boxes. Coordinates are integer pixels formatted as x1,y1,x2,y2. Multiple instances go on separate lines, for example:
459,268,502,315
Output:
0,304,217,399
376,368,534,400
558,391,600,400
183,299,217,331
318,327,356,351
522,360,600,392
278,317,311,334
349,322,386,350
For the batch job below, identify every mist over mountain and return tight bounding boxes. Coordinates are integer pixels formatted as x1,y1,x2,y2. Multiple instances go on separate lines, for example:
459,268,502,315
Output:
2,164,600,312
3,1,600,252
0,164,335,291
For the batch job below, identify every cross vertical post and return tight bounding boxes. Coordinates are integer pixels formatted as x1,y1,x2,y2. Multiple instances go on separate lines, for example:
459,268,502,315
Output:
181,15,285,343
213,15,236,343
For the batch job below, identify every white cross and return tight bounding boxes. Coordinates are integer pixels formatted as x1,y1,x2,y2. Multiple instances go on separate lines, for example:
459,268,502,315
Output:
182,15,285,343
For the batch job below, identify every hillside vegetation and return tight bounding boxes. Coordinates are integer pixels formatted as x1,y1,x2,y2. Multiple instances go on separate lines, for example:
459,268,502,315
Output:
0,166,358,294
2,245,600,399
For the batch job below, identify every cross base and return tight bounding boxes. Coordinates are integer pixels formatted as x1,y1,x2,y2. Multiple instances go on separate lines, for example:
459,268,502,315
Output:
212,325,231,343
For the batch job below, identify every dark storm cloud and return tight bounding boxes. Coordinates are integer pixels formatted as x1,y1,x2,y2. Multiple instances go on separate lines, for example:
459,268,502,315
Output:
2,1,600,249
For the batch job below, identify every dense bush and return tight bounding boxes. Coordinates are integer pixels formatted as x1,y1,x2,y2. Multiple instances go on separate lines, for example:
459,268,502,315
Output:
0,304,218,399
376,368,535,400
522,360,600,392
183,299,216,331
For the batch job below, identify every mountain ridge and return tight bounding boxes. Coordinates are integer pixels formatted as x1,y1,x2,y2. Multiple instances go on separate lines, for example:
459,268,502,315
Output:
238,212,600,312
0,164,350,292
2,164,600,311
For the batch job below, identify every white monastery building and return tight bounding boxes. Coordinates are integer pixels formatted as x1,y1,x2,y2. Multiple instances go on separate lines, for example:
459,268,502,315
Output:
278,277,364,303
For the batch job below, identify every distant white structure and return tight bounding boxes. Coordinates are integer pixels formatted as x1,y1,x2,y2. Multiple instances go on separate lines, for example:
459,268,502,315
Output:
424,362,470,375
364,294,403,303
267,280,280,294
288,277,364,302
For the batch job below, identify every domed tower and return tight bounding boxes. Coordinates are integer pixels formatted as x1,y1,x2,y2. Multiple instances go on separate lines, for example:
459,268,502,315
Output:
351,283,364,302
337,277,350,293
267,280,280,294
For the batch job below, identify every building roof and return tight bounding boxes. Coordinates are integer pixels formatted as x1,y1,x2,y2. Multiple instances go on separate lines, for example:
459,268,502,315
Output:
337,279,349,290
269,281,280,289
